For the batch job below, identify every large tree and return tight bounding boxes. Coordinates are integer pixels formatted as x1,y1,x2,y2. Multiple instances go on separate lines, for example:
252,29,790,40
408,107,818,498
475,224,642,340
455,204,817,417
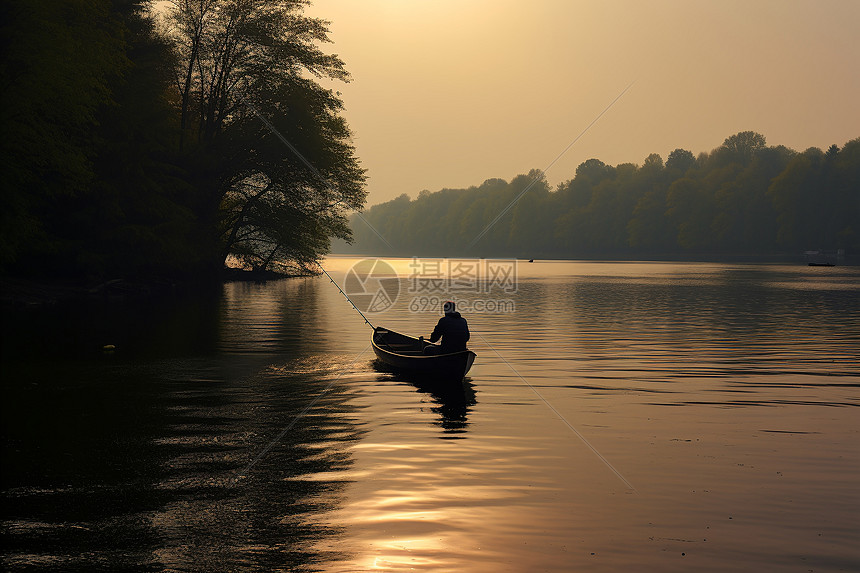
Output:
165,0,366,274
0,0,125,268
719,131,767,164
0,0,196,277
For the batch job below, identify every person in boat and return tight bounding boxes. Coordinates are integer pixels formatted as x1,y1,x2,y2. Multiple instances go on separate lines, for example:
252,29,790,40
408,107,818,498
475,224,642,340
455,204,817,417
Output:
421,301,470,355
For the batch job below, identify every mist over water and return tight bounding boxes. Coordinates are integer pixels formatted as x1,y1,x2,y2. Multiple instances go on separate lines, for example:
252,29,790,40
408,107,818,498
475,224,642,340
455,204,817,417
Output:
3,260,859,572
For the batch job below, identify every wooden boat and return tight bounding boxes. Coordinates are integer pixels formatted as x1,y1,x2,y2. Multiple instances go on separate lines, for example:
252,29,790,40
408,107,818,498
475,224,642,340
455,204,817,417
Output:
372,327,476,381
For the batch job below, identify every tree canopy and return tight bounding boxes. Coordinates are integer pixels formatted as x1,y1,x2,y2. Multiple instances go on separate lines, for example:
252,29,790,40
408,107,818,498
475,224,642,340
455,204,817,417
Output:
1,0,365,279
165,0,366,273
340,132,860,259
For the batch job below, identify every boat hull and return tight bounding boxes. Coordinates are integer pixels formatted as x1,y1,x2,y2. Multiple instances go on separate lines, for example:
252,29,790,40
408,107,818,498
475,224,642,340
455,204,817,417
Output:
372,327,476,381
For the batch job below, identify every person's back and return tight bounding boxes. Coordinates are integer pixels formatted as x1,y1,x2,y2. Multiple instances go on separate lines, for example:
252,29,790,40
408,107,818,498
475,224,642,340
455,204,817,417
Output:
426,301,470,353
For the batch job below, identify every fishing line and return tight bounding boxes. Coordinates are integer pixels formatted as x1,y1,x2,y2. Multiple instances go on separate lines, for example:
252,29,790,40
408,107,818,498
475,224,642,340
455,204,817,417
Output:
315,260,376,329
237,97,390,328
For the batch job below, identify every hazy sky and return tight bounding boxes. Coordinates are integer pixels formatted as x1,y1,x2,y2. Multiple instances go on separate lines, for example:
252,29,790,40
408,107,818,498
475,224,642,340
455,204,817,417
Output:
306,0,860,206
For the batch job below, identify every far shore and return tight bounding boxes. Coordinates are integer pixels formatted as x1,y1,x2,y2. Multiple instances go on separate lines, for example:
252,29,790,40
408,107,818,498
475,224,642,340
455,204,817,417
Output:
3,252,854,310
328,251,856,265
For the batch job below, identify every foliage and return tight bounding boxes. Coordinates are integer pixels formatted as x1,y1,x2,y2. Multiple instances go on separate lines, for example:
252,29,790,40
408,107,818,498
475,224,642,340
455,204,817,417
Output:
342,132,860,258
165,0,366,274
1,0,365,279
1,0,125,268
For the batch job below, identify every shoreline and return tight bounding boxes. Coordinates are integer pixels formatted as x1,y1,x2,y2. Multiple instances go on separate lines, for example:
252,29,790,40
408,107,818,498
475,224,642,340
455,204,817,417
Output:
0,268,311,310
327,252,857,266
3,253,854,310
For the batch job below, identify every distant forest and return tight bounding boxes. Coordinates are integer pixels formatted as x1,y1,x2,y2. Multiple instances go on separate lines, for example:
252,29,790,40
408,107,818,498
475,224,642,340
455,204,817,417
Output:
1,0,364,281
339,132,859,259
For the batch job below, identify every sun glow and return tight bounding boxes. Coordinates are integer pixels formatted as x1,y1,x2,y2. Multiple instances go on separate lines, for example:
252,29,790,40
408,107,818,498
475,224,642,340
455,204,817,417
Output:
309,0,860,206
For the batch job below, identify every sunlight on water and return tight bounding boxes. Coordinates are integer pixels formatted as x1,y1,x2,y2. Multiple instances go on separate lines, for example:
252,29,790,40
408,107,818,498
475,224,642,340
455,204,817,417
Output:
2,260,858,572
309,259,860,572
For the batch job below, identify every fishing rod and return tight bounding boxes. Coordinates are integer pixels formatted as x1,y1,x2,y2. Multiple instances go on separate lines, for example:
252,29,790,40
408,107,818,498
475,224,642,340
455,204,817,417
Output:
240,96,394,250
237,96,380,330
315,261,376,330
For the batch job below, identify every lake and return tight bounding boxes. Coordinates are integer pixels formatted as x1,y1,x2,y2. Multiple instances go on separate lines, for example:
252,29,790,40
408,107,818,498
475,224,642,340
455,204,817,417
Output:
2,258,859,572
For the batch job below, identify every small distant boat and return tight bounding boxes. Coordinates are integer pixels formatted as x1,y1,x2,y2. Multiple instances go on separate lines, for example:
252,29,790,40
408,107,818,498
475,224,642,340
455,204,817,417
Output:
372,327,476,381
805,249,837,266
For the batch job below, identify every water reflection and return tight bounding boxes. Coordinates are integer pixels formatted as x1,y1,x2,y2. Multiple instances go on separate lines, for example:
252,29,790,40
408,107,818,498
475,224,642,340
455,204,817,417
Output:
372,364,477,434
4,262,860,572
220,279,331,355
1,279,369,572
3,354,371,571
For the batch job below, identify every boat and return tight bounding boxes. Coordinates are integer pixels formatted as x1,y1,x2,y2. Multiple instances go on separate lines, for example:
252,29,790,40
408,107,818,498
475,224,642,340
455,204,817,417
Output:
372,327,476,381
805,250,837,266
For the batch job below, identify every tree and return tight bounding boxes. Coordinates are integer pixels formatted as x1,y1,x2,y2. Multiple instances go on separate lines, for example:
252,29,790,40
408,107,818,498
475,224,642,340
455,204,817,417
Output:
628,188,671,249
627,155,672,250
508,171,552,255
0,0,125,268
164,0,366,273
0,0,199,278
769,140,860,251
81,1,198,277
666,148,696,173
830,139,860,250
642,153,664,171
719,131,767,164
335,133,859,259
666,177,715,250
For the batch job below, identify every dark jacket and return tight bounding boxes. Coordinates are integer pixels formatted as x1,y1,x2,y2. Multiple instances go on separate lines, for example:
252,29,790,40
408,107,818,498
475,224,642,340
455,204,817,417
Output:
429,312,470,351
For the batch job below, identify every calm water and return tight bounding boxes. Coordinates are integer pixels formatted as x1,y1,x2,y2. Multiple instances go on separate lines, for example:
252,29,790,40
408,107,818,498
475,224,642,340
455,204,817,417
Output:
2,260,859,572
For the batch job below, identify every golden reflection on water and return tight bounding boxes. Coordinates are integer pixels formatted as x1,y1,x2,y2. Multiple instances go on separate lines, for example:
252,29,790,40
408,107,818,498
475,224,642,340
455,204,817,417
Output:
304,260,860,572
309,374,859,571
4,261,857,572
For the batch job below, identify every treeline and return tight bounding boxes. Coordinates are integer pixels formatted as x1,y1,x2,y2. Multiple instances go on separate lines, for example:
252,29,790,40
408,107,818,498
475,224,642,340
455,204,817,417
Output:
1,0,365,281
340,132,859,258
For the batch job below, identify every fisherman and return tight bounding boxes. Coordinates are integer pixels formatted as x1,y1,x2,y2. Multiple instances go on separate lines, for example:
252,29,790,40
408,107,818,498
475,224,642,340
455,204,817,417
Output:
421,301,470,355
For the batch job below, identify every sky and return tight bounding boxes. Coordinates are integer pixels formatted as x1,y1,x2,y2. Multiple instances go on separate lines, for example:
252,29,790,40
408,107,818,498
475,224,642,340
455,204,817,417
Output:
305,0,860,206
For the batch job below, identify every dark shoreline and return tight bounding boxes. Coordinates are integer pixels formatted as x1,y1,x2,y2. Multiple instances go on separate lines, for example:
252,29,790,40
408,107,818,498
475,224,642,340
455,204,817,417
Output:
330,252,857,266
3,252,854,310
0,268,310,310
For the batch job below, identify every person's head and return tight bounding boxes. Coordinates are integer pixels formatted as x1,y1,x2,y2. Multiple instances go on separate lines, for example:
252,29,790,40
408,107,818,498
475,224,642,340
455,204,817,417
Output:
443,301,456,315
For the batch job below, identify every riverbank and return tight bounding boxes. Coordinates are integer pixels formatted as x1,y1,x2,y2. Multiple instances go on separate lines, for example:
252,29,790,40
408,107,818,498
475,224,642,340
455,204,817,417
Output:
0,269,310,310
330,251,857,265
